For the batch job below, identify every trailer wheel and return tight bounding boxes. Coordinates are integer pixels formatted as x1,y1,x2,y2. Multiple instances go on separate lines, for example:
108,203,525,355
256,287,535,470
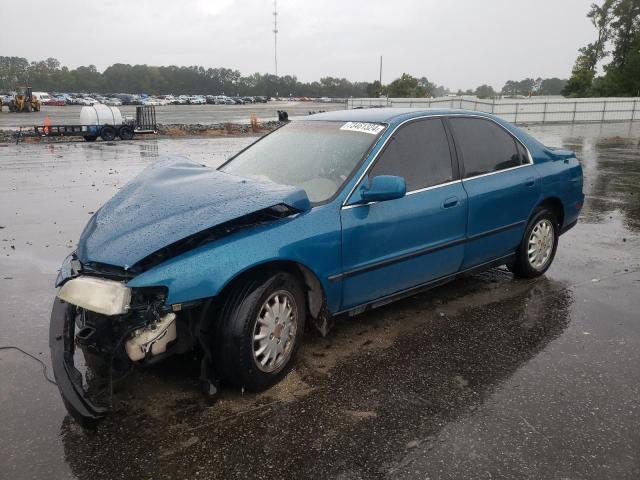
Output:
83,135,97,142
118,125,134,141
100,126,117,141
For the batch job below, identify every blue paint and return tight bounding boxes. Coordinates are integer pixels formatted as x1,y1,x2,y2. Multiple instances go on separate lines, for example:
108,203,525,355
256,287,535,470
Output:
64,109,584,315
75,157,311,268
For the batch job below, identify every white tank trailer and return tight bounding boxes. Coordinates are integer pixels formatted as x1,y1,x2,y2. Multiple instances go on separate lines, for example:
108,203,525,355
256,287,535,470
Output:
31,105,157,142
80,104,124,127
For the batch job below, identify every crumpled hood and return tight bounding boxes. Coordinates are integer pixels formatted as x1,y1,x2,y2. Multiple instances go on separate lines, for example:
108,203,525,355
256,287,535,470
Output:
76,157,310,268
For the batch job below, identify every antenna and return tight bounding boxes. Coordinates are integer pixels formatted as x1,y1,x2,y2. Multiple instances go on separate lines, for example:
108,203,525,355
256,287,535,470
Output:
273,0,278,77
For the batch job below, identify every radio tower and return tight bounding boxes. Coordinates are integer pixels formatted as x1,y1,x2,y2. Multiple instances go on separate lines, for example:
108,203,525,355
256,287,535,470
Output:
273,0,279,77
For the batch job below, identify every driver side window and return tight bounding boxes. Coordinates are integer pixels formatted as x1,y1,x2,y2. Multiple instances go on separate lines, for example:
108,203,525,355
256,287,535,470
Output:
368,118,454,191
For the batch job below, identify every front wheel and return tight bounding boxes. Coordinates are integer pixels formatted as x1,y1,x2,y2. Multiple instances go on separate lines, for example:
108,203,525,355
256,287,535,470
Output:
215,271,306,391
509,208,559,278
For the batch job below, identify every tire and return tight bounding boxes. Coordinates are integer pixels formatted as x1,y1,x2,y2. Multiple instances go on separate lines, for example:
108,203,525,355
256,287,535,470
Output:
83,135,97,142
215,271,306,391
100,125,117,141
509,208,559,278
118,125,134,140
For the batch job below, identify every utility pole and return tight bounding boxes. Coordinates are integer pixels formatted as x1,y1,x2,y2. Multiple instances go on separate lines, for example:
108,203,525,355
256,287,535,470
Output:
379,56,383,98
273,0,279,77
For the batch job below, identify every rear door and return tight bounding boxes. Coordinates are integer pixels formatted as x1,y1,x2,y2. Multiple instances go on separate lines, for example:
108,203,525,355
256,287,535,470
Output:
447,117,540,269
339,118,468,309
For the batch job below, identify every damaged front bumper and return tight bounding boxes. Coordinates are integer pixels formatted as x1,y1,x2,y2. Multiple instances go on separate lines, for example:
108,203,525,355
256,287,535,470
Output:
51,255,179,426
49,298,109,426
50,295,179,426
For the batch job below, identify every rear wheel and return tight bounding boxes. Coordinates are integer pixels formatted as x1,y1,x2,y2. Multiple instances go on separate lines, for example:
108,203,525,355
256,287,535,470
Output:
118,125,134,140
509,208,559,278
215,271,306,391
100,125,117,141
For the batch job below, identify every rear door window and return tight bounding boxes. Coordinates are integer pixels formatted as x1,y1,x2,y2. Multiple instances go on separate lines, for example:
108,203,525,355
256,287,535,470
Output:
368,118,454,191
448,117,523,178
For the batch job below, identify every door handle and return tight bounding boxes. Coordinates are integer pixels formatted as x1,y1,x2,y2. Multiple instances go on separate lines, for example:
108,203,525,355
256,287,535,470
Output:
524,176,535,187
442,196,459,208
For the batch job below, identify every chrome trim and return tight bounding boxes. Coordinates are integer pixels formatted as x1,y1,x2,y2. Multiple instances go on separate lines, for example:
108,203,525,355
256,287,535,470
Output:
341,179,463,210
406,179,462,196
461,163,533,182
341,113,534,207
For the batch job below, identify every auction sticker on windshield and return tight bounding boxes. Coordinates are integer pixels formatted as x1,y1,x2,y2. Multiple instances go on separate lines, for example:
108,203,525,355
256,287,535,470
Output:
340,122,385,135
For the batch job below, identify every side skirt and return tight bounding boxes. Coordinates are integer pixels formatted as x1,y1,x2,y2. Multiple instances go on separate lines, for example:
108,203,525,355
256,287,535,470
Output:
335,253,515,318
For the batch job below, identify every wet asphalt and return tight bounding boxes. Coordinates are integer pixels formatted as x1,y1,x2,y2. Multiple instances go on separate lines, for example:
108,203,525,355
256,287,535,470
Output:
0,123,639,479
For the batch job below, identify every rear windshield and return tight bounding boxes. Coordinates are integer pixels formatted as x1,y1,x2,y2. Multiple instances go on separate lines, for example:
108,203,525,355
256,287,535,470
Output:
220,120,385,203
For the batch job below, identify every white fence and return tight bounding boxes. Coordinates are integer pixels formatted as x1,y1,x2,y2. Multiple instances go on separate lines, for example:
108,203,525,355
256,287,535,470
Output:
346,96,640,124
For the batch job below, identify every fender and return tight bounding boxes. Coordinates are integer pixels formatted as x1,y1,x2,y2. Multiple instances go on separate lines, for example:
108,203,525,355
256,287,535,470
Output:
127,202,344,313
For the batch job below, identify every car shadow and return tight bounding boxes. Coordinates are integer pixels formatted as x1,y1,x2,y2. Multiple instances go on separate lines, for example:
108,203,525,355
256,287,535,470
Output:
60,269,572,479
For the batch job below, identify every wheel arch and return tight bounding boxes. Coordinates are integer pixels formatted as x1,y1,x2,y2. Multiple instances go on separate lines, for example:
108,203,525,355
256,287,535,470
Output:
535,197,565,228
216,259,331,336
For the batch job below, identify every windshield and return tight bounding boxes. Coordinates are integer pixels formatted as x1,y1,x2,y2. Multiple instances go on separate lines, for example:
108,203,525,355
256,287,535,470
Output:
220,120,385,203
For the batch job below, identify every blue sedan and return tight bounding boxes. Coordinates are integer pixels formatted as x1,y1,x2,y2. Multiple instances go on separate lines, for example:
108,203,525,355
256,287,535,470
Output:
50,108,584,424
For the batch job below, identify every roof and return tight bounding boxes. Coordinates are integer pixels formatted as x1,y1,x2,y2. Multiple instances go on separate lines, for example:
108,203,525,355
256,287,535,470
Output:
303,107,548,159
304,107,496,124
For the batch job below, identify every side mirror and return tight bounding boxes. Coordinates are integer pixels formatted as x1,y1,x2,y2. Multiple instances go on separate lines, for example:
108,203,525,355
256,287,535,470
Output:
360,175,406,203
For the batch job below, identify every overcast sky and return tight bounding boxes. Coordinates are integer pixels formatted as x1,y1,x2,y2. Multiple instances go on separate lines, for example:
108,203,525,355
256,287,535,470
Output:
1,0,596,90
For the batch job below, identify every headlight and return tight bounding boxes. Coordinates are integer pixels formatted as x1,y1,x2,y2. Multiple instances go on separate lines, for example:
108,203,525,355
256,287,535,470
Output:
57,276,131,315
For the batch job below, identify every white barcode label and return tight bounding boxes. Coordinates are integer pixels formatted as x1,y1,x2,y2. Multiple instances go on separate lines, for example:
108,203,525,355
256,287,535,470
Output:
340,122,385,135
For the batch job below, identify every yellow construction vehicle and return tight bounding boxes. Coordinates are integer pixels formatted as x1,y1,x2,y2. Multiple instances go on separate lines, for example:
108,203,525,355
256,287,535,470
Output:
8,86,41,112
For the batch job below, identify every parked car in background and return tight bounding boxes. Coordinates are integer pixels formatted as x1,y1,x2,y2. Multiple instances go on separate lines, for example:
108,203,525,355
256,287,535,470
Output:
80,97,99,106
47,97,67,106
54,93,73,104
242,96,255,103
177,95,189,104
160,95,177,104
50,108,583,424
113,94,141,105
141,97,160,106
32,92,53,105
189,95,206,105
254,96,268,103
103,97,123,107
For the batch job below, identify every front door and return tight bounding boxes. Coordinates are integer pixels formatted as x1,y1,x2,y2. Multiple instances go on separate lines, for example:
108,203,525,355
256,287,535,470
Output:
340,118,468,310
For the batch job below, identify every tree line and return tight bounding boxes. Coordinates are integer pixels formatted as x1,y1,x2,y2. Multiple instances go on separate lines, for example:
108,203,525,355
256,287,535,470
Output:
0,57,372,97
564,0,640,97
0,55,610,100
367,74,567,99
